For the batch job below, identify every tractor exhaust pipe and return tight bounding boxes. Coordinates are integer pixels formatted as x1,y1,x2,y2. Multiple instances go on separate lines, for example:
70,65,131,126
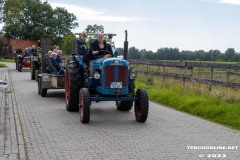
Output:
123,30,128,60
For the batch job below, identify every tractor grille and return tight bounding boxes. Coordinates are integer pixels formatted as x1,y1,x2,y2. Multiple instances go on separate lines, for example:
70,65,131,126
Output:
104,65,128,88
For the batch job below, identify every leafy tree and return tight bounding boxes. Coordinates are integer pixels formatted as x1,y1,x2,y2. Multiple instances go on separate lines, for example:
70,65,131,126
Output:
141,49,155,60
224,48,236,61
0,0,4,23
2,0,78,46
61,33,76,55
128,47,141,59
85,24,104,42
85,24,104,35
116,47,124,55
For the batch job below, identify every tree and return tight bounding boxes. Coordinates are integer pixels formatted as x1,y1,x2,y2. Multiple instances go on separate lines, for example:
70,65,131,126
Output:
0,0,4,23
141,49,155,60
116,47,124,55
61,33,76,55
2,0,78,45
224,48,236,61
85,24,104,34
85,24,104,45
128,47,141,59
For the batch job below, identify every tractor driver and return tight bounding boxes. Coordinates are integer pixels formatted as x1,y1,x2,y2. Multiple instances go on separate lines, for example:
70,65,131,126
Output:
30,45,37,56
89,33,113,76
23,48,30,57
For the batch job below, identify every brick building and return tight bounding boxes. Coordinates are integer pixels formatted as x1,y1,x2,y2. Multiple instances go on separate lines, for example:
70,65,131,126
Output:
0,33,38,59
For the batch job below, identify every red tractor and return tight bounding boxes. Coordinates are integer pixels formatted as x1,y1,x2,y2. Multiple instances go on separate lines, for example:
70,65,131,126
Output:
16,55,31,72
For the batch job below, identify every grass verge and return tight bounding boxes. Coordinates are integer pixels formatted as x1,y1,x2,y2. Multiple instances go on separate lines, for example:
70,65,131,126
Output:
0,59,15,63
0,63,7,68
135,77,240,130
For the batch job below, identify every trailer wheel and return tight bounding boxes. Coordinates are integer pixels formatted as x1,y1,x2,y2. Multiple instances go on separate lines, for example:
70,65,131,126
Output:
79,88,90,123
65,61,84,112
18,63,22,72
38,77,41,95
31,62,37,80
35,70,38,82
116,101,133,111
15,59,18,70
134,88,149,122
38,77,47,97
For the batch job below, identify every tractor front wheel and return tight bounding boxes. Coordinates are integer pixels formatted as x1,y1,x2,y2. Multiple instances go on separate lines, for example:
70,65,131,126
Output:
134,88,149,122
116,101,133,111
79,88,90,123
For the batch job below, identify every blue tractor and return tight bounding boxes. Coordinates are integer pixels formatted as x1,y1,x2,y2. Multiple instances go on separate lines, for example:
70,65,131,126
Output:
65,31,149,123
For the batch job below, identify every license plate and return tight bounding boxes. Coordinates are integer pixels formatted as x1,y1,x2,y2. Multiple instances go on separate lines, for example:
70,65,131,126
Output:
110,82,122,88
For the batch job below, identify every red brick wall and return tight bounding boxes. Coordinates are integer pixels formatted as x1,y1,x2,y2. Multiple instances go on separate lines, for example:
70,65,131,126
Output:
10,39,38,52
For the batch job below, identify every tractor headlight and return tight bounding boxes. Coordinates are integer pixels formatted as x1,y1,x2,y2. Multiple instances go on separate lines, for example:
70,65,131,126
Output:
130,73,135,80
94,72,101,79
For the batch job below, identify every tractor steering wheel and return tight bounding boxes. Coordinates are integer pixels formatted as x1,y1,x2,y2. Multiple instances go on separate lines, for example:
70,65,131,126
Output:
98,50,111,56
94,50,112,59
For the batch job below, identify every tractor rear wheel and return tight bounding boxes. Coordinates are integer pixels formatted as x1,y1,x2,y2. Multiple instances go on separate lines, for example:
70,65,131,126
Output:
31,62,37,80
79,88,90,123
38,77,47,97
65,61,84,112
134,88,149,122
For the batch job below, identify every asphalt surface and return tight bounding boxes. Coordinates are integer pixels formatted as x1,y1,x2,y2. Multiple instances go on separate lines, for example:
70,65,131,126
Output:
0,62,240,160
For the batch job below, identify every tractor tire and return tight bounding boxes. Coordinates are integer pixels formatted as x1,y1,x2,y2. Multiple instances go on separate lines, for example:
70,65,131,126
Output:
65,61,84,112
116,101,133,111
134,88,149,122
38,77,47,97
79,88,90,123
31,62,37,80
116,78,135,111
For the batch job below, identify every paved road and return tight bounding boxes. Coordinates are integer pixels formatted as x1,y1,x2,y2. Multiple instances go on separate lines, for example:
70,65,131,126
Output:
1,62,240,160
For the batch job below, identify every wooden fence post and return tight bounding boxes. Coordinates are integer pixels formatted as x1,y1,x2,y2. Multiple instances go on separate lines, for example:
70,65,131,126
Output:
209,68,213,92
163,66,166,84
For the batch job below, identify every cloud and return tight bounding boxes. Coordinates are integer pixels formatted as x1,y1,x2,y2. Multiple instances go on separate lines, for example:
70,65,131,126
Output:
50,2,147,22
202,0,240,5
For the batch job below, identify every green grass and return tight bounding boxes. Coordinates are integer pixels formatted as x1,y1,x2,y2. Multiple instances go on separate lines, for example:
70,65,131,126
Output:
136,78,240,130
0,63,7,68
0,59,15,63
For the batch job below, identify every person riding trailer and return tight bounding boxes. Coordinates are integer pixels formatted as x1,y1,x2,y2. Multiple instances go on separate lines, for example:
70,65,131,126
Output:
50,52,64,75
77,32,88,64
89,33,113,76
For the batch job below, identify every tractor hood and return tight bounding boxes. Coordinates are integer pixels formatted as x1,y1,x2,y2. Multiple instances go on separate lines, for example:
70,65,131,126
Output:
93,57,128,70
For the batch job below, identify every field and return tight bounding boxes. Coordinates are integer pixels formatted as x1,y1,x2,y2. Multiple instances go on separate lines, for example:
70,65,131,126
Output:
132,60,240,130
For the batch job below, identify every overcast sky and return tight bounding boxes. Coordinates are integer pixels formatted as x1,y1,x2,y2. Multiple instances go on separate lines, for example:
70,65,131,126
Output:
5,0,240,52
